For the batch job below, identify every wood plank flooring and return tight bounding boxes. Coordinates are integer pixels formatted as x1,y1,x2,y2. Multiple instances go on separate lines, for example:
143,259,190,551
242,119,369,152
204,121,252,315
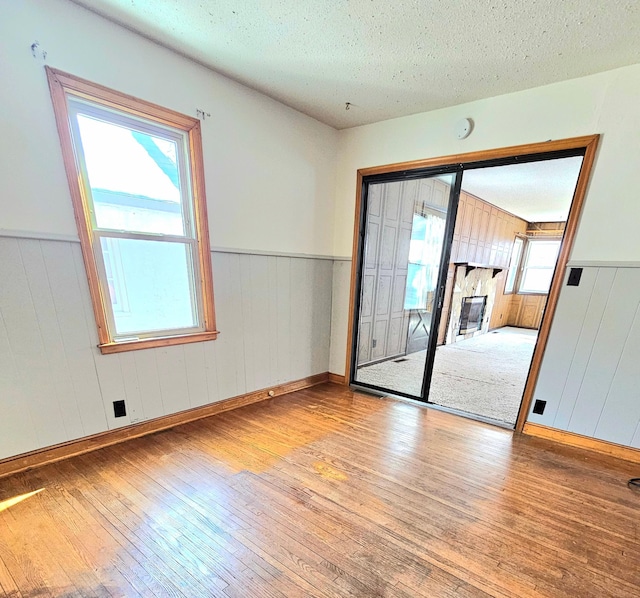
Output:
0,383,639,597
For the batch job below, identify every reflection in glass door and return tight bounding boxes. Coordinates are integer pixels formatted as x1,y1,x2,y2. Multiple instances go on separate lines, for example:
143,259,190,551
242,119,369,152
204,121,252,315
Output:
352,171,460,399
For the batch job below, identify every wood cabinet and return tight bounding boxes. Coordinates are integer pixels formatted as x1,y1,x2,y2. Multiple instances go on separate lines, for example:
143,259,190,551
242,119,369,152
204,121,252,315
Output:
438,191,527,344
507,294,547,329
449,191,527,268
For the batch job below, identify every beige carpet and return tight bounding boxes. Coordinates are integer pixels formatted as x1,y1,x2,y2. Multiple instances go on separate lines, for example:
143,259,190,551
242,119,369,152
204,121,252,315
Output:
355,327,537,425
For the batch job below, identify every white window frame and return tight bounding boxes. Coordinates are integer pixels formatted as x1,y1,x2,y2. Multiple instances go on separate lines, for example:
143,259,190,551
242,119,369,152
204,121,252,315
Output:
504,236,524,295
517,238,562,295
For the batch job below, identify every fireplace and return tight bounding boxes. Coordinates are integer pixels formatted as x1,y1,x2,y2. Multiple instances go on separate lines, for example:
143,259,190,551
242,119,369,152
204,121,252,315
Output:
442,265,499,345
459,296,487,334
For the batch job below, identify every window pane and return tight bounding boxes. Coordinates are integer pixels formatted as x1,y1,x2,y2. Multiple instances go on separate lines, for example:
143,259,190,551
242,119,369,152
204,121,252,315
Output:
527,241,560,268
521,268,554,293
75,113,186,236
505,237,523,293
405,263,428,310
405,212,446,309
99,237,199,336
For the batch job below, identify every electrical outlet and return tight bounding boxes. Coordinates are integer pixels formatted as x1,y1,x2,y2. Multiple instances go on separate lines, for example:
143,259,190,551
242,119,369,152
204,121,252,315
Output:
567,268,583,286
532,399,546,415
113,400,127,418
372,339,377,348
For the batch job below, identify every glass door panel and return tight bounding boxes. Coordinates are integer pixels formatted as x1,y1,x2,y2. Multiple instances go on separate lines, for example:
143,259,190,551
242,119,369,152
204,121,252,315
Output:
352,172,459,399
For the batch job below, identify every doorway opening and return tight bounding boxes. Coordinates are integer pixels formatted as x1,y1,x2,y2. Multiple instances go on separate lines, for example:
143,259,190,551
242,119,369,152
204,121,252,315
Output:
418,157,581,425
346,136,599,431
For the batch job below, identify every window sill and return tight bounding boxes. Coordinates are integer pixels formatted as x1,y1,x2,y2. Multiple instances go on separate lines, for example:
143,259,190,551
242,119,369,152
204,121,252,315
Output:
99,331,219,354
516,292,549,297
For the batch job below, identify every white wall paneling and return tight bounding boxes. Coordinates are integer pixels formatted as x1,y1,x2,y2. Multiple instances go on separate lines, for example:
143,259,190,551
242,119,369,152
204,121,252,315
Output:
0,238,332,461
529,266,640,447
275,257,293,384
328,260,352,375
290,257,316,381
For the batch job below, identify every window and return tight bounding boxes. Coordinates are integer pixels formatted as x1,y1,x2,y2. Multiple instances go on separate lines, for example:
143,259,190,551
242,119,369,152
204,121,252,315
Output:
519,239,561,294
404,210,446,310
47,68,217,354
504,237,524,294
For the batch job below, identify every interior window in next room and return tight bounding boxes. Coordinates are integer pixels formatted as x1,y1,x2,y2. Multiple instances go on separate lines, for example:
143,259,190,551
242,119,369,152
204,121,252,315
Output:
519,239,562,294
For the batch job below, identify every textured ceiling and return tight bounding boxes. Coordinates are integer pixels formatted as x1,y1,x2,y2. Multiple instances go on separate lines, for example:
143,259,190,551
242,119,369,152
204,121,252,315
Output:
70,0,640,128
461,156,583,222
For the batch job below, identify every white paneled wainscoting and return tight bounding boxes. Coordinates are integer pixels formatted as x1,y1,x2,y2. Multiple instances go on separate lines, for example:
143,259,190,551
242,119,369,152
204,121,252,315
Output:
0,236,332,461
3,233,640,463
528,265,640,448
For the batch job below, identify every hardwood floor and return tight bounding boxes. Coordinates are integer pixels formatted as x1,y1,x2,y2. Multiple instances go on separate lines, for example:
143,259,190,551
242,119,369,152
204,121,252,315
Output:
0,384,639,597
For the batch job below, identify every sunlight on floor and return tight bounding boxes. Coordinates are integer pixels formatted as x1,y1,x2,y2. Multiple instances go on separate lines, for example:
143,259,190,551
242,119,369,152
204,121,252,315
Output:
0,488,44,513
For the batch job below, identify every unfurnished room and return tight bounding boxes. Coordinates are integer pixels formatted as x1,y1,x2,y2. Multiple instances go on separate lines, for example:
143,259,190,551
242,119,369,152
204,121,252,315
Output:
1,1,640,597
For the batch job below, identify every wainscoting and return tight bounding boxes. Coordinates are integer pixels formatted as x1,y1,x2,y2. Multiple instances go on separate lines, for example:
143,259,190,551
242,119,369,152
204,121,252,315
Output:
530,265,640,448
0,236,333,461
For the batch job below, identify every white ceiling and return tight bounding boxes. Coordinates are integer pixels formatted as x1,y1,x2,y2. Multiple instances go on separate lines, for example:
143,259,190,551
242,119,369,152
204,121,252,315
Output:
71,0,640,129
460,156,583,222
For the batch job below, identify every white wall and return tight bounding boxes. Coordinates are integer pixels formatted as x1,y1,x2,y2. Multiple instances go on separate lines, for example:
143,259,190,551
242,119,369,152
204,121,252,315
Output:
331,64,640,260
0,0,338,257
328,64,640,448
0,0,336,461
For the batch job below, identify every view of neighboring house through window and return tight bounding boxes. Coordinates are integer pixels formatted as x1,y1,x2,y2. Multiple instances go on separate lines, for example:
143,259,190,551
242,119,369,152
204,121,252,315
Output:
47,68,217,353
101,236,130,315
71,106,198,337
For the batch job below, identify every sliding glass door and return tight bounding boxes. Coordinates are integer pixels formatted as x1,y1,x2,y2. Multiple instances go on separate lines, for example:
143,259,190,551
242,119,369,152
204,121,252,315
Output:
351,170,461,400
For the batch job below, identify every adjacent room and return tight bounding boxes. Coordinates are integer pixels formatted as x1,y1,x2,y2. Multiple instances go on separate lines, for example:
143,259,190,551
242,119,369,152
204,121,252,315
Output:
1,1,640,597
430,159,580,425
354,157,581,426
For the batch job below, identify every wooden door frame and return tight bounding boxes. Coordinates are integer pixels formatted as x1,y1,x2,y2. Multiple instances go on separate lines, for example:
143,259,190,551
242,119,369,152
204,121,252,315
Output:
345,135,600,432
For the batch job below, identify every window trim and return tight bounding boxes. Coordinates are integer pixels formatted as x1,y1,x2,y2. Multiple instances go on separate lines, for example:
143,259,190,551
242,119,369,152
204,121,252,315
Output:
46,67,218,354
